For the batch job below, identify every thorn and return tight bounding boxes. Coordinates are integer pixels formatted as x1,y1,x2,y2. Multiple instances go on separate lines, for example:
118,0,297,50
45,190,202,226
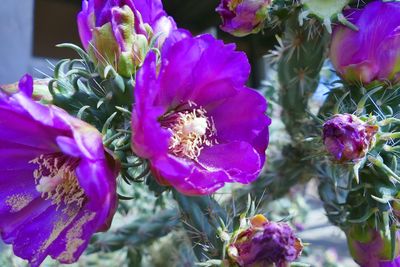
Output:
337,13,359,31
102,112,118,135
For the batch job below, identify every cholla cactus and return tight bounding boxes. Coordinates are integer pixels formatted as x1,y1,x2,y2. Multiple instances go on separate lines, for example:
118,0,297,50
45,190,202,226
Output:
318,82,400,264
316,1,400,266
299,0,354,33
6,0,400,266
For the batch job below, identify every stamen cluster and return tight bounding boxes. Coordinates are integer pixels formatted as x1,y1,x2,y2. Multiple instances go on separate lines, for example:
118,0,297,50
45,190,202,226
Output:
168,107,216,160
31,154,85,208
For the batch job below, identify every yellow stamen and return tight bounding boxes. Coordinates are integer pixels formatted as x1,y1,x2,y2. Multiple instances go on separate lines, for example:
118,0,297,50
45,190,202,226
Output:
228,0,243,11
168,107,216,160
30,154,85,209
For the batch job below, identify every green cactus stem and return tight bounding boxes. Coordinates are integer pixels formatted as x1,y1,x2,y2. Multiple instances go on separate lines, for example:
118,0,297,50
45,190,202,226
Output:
88,209,180,254
317,82,400,260
172,191,230,261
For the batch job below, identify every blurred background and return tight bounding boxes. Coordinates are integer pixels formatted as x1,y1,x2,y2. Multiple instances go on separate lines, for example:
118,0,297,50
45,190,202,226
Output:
0,1,356,266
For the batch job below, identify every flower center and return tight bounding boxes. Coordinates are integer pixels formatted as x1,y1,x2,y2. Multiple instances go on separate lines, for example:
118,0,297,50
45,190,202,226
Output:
228,0,243,11
163,105,216,160
30,153,85,209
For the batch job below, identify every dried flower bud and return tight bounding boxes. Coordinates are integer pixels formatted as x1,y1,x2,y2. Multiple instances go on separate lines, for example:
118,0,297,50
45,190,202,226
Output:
323,114,378,162
228,214,303,267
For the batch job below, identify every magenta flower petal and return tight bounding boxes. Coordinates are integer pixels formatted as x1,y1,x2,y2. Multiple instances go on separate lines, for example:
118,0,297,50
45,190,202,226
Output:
198,142,262,183
134,0,177,38
379,257,400,267
132,31,271,195
156,34,251,107
151,155,228,195
376,27,400,80
0,197,51,243
76,158,117,214
208,88,270,144
133,0,167,25
0,77,118,266
45,208,107,264
160,29,192,55
131,52,170,159
347,227,400,267
330,1,400,83
10,205,70,266
77,0,93,50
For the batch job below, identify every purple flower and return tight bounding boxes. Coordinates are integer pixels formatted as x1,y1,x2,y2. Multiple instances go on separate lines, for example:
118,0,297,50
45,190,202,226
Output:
347,225,400,267
131,30,271,195
323,114,378,162
330,1,400,84
77,0,176,77
216,0,271,37
228,215,303,267
0,75,118,266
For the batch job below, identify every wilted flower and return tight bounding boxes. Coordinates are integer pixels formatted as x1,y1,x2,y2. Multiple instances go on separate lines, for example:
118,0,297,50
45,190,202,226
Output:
0,75,118,267
216,0,271,37
77,0,176,77
330,1,400,84
323,114,378,162
228,214,303,267
347,225,400,267
131,30,271,195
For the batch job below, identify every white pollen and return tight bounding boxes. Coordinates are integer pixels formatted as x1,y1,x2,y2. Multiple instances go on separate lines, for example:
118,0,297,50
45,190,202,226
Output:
167,106,217,160
30,154,85,209
36,175,63,193
182,117,208,136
